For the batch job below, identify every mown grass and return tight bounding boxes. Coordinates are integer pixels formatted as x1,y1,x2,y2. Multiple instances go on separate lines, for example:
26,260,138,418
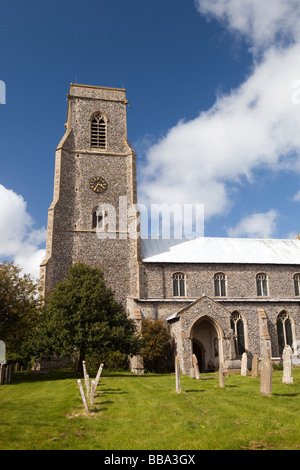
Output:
0,368,299,450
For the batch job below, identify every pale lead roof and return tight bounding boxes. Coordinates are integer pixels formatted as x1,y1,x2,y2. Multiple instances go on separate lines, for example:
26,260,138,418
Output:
141,237,300,265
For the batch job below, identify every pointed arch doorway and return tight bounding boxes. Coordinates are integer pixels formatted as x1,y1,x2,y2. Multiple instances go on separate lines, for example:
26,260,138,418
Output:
191,316,222,372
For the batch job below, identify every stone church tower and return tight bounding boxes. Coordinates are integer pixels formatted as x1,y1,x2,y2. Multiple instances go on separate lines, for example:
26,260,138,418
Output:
40,84,140,306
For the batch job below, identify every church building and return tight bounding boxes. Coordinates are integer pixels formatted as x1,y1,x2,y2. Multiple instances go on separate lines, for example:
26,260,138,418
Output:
40,84,300,374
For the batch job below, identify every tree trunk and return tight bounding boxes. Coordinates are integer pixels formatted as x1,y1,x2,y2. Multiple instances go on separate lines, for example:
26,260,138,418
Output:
75,350,85,376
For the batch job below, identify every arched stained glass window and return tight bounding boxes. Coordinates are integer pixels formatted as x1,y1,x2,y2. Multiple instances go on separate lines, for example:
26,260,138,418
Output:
230,311,245,356
277,311,294,355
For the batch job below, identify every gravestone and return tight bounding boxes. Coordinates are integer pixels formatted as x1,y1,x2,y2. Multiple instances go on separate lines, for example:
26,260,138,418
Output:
291,340,300,366
192,354,201,380
219,362,225,388
282,345,293,384
0,341,6,365
241,352,248,376
260,348,272,395
175,356,181,393
251,354,259,378
0,365,6,385
228,329,236,360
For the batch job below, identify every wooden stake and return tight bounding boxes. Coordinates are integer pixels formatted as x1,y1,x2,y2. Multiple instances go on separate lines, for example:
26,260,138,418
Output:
90,380,96,405
82,361,90,397
94,363,104,390
77,379,89,412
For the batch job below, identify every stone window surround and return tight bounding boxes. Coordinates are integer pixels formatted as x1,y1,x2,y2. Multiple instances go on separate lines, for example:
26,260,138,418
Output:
276,309,297,354
90,111,108,150
214,272,227,297
172,272,187,297
293,273,300,296
256,272,269,297
91,207,107,231
230,310,247,356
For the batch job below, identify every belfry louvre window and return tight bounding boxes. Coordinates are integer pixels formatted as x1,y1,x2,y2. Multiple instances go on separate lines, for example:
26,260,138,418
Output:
214,273,226,297
277,311,293,355
294,274,300,296
91,113,107,149
256,273,268,297
173,272,186,297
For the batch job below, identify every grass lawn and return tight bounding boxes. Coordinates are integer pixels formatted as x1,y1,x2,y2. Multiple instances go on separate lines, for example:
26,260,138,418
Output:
0,367,299,450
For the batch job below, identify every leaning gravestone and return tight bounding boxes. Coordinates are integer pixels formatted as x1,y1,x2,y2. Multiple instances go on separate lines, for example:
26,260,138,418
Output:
260,348,272,396
282,345,293,384
192,354,201,380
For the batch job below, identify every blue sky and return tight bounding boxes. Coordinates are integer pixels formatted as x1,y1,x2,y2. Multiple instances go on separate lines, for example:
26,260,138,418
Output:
1,0,300,278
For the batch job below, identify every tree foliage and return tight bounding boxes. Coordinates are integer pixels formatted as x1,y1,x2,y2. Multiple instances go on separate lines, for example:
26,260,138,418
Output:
0,262,40,361
29,262,141,373
141,318,174,372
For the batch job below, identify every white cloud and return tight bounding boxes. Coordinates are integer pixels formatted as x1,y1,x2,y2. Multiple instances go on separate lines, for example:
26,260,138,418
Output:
0,184,46,280
226,209,279,238
292,190,300,202
139,0,300,231
195,0,300,53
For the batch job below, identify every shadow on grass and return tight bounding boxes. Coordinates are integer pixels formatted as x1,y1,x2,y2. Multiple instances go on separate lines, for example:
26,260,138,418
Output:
9,369,77,384
104,372,169,378
101,388,128,395
10,369,156,385
273,392,299,397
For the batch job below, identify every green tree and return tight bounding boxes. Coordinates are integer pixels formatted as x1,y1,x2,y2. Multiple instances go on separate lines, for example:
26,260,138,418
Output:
29,262,141,374
141,318,174,372
0,262,40,362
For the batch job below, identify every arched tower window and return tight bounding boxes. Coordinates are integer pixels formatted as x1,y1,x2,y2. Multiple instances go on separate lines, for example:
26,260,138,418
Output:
91,113,107,149
277,311,294,355
230,311,245,356
92,208,104,229
214,272,226,297
172,272,186,297
294,274,300,296
256,273,268,297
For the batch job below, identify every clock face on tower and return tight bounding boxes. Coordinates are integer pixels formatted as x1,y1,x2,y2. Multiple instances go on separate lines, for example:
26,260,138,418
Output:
89,176,108,193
